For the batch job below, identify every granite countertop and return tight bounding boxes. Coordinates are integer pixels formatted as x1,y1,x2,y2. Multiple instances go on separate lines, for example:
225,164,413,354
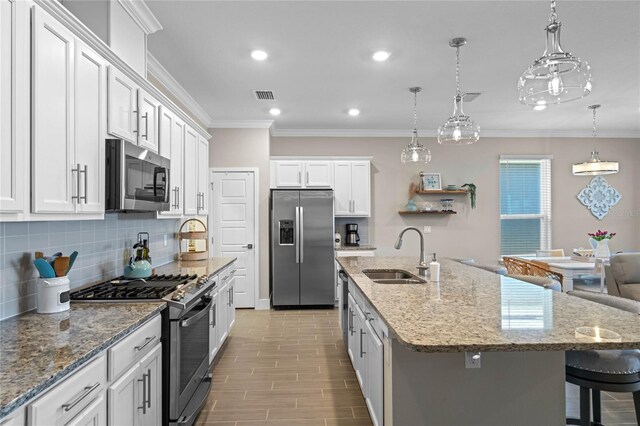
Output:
337,256,640,353
336,245,377,251
0,302,165,419
0,257,236,420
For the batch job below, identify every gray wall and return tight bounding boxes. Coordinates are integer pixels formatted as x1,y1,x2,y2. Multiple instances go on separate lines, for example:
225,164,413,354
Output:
271,136,640,263
0,214,180,320
209,128,271,300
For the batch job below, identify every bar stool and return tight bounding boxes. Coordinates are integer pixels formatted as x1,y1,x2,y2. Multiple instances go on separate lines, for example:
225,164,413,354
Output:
566,291,640,426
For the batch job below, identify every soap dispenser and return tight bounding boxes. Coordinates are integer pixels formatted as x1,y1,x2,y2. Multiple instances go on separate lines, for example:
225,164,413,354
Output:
429,253,440,283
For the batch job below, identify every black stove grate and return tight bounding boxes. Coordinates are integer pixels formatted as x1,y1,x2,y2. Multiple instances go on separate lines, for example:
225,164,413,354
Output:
70,274,198,301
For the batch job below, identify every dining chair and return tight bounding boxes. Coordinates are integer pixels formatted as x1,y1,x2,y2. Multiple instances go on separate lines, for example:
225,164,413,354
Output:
565,290,640,426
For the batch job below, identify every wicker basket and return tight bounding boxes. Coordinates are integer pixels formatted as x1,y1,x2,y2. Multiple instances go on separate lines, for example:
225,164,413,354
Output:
179,218,209,261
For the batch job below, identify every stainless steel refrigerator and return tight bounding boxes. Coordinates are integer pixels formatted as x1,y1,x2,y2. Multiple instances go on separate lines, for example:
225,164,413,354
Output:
270,190,335,307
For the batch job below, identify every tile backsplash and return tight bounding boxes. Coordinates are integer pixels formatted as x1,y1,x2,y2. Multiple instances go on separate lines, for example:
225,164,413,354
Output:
0,214,180,320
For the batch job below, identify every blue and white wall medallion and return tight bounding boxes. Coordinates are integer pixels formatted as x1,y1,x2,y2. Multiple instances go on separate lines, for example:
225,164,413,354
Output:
577,176,621,220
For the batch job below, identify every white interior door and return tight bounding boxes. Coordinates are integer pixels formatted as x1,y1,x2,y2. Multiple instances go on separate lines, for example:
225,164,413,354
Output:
211,171,256,308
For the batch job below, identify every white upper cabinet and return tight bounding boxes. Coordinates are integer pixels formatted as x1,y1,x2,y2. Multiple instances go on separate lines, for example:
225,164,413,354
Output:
107,66,137,143
159,107,184,217
183,126,199,216
0,0,26,214
333,160,371,217
137,88,160,153
272,160,303,188
31,6,76,213
197,135,209,215
32,6,106,215
74,41,106,214
304,161,333,188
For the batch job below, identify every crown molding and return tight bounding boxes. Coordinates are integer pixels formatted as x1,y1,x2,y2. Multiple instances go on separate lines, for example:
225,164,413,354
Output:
147,53,214,127
270,128,640,139
116,0,162,35
209,120,275,129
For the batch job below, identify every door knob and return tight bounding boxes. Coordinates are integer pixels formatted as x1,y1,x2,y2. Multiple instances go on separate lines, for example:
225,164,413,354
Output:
242,244,253,249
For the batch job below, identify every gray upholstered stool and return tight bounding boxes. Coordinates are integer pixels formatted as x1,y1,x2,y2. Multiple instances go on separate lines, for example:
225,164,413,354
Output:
566,290,640,426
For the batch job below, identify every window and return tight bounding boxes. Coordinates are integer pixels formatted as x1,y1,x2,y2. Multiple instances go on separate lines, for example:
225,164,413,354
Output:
500,156,552,255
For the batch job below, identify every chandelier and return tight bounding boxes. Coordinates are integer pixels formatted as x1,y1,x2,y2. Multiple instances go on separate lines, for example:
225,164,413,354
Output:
572,105,619,176
401,87,431,164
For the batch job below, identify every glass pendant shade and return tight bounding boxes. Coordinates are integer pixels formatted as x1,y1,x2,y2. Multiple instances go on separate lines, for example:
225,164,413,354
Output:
572,105,619,176
401,129,432,164
518,5,592,106
437,95,480,145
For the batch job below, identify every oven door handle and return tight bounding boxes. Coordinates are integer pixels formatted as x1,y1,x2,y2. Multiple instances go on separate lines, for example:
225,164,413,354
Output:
180,297,213,328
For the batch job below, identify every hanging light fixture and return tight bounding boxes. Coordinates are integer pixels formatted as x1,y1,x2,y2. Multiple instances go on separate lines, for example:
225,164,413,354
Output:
401,87,432,164
518,0,592,106
437,38,480,145
573,105,619,176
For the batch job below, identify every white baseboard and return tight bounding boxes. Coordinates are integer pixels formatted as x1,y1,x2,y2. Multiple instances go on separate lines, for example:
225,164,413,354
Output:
255,298,271,310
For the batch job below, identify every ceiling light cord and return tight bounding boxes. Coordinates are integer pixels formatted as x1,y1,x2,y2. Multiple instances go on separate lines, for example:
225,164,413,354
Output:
592,106,598,152
413,90,418,134
549,0,557,23
455,46,461,97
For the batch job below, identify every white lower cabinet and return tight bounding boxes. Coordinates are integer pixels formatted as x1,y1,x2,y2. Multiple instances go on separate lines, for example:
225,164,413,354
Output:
227,270,236,330
347,284,384,426
209,285,220,364
65,394,106,426
211,267,237,364
216,280,229,348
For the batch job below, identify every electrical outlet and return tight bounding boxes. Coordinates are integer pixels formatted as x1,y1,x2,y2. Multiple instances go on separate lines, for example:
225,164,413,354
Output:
465,351,481,369
163,234,168,247
423,226,432,234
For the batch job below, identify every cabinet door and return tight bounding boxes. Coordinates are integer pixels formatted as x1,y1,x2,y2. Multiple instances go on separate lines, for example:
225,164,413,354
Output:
107,66,137,143
65,394,106,426
227,278,236,330
137,89,159,153
74,41,106,214
217,283,229,346
32,6,76,213
366,321,383,426
350,161,371,217
333,161,351,216
159,108,184,216
197,135,209,215
183,126,198,215
107,363,139,426
346,294,357,364
0,0,23,213
138,344,162,426
274,161,302,187
209,289,219,364
304,161,333,188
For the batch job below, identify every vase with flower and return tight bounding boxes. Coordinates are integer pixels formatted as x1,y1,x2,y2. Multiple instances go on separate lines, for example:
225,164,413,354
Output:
588,230,616,258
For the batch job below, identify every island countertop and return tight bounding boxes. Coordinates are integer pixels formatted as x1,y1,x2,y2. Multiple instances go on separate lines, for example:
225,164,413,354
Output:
336,256,640,353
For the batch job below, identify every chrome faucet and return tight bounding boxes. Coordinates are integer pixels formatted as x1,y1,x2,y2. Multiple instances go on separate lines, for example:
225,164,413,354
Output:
394,227,428,276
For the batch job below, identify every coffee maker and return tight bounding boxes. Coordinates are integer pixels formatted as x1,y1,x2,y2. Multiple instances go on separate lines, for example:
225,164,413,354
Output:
345,224,360,246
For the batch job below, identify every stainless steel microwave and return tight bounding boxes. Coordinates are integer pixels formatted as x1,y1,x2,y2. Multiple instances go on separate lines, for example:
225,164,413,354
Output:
105,139,170,212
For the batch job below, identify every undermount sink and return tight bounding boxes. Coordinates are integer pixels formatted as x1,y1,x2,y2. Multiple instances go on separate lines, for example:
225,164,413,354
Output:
362,269,426,284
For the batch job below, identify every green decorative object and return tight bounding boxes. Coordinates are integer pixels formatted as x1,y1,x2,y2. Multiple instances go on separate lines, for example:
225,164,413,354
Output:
405,199,418,211
462,183,477,209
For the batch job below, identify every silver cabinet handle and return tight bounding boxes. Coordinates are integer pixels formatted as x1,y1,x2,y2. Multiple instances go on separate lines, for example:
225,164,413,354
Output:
349,310,355,336
360,328,367,358
306,171,309,185
62,382,100,412
298,170,301,185
71,164,81,202
138,371,148,414
172,187,178,209
176,186,180,209
81,164,88,203
135,335,156,351
132,110,139,134
231,286,234,304
146,368,152,409
142,112,149,139
210,303,216,327
299,206,304,263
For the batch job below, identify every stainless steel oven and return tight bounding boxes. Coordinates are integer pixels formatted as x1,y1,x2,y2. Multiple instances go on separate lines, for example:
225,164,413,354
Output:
168,285,215,426
105,139,170,212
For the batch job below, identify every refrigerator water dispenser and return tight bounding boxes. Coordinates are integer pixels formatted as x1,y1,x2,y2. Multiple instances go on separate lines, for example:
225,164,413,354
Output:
279,220,295,245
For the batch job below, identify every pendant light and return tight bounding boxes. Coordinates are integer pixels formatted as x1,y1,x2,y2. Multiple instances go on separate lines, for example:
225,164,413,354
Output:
572,105,619,176
401,87,432,164
437,38,480,145
518,0,592,106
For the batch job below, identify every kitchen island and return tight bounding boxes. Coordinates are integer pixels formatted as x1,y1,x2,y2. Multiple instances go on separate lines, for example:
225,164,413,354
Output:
337,256,640,426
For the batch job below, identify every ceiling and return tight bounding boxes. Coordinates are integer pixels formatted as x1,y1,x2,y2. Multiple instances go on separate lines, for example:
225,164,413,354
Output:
146,1,640,137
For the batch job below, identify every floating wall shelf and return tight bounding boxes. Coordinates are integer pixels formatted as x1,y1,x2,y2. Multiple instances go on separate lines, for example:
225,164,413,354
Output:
398,211,457,215
416,190,469,195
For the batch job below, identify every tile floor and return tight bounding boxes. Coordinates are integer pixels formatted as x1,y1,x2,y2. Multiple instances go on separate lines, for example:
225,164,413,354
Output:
196,308,638,426
195,308,372,426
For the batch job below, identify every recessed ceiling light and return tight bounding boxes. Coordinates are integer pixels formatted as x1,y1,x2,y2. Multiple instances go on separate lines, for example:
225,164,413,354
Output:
348,109,360,117
372,51,390,62
251,50,268,61
533,105,547,111
269,108,281,116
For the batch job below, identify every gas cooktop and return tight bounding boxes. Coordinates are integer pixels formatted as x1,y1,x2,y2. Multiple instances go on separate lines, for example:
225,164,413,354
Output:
70,274,198,301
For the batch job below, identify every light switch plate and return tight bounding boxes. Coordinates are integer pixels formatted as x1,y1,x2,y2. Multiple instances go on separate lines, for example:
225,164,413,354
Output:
465,351,481,368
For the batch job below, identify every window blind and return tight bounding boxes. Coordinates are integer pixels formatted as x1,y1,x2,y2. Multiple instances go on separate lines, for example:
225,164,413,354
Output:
500,157,552,255
501,277,553,330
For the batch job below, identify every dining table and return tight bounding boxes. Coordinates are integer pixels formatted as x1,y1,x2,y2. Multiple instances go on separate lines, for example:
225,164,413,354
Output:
515,256,608,293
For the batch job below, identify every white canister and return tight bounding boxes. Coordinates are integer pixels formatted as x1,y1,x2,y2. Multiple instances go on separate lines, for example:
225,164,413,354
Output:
37,276,71,314
334,233,342,249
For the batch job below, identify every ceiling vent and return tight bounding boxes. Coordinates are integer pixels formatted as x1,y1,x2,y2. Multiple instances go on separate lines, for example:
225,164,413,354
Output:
462,92,482,102
254,90,275,101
